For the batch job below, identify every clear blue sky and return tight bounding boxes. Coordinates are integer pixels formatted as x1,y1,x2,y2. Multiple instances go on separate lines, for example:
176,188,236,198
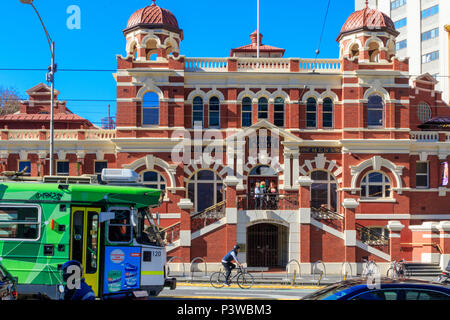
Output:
0,0,355,126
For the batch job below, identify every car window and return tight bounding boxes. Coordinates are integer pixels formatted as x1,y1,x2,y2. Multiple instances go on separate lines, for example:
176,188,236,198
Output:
351,290,398,301
405,290,450,301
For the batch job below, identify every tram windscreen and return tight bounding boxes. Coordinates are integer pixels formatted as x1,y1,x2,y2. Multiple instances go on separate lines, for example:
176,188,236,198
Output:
135,209,164,247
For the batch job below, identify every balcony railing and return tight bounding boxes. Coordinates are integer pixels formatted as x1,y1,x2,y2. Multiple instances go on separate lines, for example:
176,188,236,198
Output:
3,129,116,141
410,131,439,142
184,57,341,73
237,193,299,211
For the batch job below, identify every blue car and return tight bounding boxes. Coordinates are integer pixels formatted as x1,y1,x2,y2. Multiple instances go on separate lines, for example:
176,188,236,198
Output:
301,278,450,300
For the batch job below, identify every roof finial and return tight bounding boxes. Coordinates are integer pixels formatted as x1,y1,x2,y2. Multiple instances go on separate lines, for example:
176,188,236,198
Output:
365,0,369,8
152,0,156,5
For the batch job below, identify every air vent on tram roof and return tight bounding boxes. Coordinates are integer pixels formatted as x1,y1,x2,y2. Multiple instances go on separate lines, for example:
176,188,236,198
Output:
101,169,140,184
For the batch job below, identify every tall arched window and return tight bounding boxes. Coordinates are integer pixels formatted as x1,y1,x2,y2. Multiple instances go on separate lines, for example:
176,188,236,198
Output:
209,97,220,128
142,92,159,125
274,97,285,127
349,43,359,59
361,171,391,199
310,170,337,212
192,96,204,127
367,95,384,127
188,170,223,212
322,98,333,128
368,42,380,62
242,97,253,127
306,97,317,128
258,97,268,120
141,171,166,190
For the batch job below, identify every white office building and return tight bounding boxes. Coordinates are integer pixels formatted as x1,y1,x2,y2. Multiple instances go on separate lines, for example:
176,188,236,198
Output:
355,0,450,104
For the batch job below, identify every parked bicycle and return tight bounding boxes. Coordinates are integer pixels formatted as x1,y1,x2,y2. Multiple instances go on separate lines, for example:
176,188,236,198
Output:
210,266,254,289
361,259,379,278
386,259,410,279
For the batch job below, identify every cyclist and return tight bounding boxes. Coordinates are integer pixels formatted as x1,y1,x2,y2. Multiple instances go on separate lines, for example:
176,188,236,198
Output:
221,245,242,286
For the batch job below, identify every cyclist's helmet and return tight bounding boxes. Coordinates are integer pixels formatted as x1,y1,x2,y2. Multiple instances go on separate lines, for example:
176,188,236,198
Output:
62,260,83,282
233,244,241,250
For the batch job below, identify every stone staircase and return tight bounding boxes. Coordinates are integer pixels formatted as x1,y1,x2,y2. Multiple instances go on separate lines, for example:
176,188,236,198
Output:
404,263,442,277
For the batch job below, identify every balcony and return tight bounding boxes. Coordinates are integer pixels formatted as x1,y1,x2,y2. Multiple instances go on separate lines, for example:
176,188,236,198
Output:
184,57,341,74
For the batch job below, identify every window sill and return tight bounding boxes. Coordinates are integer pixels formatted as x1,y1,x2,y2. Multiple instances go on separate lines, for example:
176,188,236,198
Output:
358,198,397,203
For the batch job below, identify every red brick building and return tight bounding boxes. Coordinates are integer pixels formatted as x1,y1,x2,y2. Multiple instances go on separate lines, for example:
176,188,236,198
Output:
2,2,450,274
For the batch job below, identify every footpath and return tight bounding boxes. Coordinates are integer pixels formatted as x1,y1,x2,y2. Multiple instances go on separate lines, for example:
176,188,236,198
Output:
170,271,438,288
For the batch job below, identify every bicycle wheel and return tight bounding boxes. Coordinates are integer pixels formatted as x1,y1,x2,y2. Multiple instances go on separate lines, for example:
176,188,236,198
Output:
386,268,395,278
210,272,226,288
237,272,254,289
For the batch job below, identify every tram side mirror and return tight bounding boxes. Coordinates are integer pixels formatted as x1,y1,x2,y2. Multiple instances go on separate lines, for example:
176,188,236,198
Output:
99,211,115,223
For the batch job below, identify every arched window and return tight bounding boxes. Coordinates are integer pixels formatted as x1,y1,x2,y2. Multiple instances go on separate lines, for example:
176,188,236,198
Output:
322,98,333,128
361,171,391,199
349,43,359,59
187,170,223,212
141,171,166,190
258,97,268,120
192,96,204,127
367,95,384,127
417,102,432,123
242,97,253,127
142,92,159,126
310,170,337,213
306,97,317,128
368,42,380,62
274,97,285,127
209,97,220,128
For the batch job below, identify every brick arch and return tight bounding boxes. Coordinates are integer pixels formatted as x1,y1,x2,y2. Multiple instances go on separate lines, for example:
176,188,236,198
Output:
350,156,404,194
299,154,343,185
183,162,231,184
123,155,176,189
241,163,284,188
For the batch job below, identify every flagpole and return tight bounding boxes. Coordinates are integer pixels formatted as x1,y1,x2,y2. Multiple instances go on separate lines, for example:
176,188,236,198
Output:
257,0,260,58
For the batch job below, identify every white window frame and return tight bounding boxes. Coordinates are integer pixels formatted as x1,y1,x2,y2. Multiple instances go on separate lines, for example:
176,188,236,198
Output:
0,204,41,242
273,97,285,127
322,97,334,129
208,97,221,129
367,95,384,128
306,98,317,128
141,170,166,190
415,161,429,189
241,97,253,127
192,96,204,128
141,91,160,127
360,171,392,199
310,170,338,213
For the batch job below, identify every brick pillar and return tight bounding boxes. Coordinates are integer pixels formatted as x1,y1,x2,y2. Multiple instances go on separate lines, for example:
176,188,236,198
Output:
177,198,194,262
387,221,405,261
342,198,359,263
224,176,239,256
298,176,313,265
438,221,450,270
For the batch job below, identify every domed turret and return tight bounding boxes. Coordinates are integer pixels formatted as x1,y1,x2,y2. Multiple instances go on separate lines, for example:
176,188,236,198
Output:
124,1,183,62
337,1,399,63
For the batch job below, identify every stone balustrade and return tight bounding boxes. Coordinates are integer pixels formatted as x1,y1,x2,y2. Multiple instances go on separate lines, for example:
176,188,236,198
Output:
2,129,116,141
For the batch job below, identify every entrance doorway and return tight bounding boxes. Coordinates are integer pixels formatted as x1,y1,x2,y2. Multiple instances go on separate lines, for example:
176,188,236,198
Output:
246,223,288,268
70,207,101,295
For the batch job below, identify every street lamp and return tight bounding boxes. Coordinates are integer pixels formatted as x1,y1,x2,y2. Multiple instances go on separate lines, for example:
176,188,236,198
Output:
19,0,56,176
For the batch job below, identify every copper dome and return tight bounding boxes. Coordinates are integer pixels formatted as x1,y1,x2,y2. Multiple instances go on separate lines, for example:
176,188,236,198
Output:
337,7,399,41
124,1,181,34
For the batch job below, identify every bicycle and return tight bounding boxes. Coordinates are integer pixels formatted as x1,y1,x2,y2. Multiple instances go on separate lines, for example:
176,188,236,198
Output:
387,259,410,279
361,259,379,278
210,266,254,289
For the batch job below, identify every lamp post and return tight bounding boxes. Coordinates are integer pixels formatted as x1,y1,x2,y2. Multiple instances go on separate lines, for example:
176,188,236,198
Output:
19,0,56,175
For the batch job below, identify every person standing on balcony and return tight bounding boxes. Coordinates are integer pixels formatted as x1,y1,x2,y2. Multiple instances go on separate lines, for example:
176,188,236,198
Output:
254,182,263,210
268,181,278,209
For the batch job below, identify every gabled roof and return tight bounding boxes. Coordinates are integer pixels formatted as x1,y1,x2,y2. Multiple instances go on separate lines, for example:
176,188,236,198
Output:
230,31,285,57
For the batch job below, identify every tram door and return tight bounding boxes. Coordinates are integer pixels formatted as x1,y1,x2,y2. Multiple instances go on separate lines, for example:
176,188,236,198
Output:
70,207,101,295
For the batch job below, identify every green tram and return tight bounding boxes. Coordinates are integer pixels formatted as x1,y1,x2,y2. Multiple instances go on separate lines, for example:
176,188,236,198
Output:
0,169,176,299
